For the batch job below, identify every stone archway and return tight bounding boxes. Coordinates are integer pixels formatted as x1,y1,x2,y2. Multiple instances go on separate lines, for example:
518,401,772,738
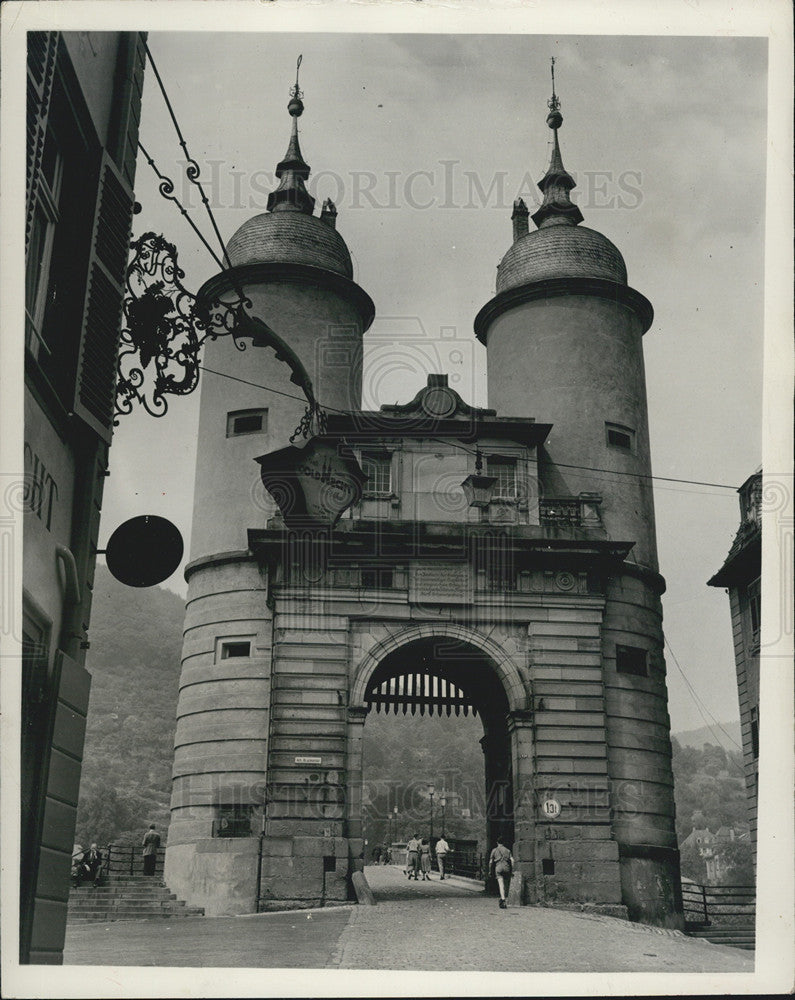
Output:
350,622,529,712
346,623,535,900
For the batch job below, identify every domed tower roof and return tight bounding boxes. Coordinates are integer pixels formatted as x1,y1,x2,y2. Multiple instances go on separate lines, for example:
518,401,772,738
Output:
495,60,627,294
224,55,353,279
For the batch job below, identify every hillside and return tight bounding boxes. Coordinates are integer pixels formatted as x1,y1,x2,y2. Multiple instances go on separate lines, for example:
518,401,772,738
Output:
673,721,742,750
75,573,751,868
75,565,184,846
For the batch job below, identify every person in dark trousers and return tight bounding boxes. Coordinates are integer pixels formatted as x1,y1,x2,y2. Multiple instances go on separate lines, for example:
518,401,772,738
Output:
419,838,432,880
76,843,103,886
142,824,161,876
405,833,421,879
489,836,514,908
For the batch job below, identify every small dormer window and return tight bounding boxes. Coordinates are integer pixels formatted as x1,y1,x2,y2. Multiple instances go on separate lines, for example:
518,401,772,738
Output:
606,422,635,452
362,452,392,496
486,456,517,500
227,409,267,437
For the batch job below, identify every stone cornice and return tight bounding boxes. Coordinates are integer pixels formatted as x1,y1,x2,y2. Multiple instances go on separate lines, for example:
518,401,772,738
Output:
197,262,376,332
474,276,654,345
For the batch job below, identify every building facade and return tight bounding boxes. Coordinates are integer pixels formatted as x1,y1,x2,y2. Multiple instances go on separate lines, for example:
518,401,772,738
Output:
708,470,762,858
21,31,145,963
166,77,683,927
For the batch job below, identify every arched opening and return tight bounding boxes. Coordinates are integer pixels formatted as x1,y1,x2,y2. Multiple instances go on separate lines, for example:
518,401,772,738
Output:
354,635,518,896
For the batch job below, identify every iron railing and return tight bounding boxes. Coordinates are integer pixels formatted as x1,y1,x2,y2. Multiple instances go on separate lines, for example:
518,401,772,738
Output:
681,881,756,930
100,842,165,879
445,849,484,880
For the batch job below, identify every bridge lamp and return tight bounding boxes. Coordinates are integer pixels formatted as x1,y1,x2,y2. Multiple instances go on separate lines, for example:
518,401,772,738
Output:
461,449,497,508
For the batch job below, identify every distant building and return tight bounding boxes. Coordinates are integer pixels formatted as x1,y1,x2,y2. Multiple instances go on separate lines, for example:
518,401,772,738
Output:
681,825,752,882
22,31,145,963
708,470,762,859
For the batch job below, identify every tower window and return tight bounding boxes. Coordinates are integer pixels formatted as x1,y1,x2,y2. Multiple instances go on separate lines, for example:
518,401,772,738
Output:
616,644,648,676
542,858,555,875
218,639,252,660
605,423,635,452
362,452,392,495
227,409,267,437
486,456,518,500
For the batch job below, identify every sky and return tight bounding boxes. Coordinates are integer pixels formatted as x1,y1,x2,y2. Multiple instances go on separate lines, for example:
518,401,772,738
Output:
100,30,769,737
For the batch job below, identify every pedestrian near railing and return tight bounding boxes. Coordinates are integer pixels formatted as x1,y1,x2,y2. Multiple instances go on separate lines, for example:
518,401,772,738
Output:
101,842,166,879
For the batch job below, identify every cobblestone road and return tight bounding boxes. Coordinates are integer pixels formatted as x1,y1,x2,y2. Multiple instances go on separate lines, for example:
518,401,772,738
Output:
63,865,754,975
332,865,755,973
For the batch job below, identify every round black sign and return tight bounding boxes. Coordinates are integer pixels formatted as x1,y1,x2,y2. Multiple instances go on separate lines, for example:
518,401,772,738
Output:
105,515,184,588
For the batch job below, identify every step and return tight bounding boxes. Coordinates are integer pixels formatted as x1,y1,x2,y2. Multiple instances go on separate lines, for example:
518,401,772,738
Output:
68,911,205,923
70,889,178,899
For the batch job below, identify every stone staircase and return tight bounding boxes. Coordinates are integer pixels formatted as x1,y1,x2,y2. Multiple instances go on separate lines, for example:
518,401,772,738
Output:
67,877,205,923
686,924,755,951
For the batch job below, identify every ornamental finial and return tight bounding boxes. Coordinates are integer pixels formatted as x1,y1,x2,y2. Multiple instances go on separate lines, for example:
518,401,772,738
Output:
288,54,304,117
268,55,315,214
546,56,563,130
531,58,583,230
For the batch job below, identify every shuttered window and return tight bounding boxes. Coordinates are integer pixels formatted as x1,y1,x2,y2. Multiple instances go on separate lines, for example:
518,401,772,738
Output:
26,32,59,255
72,151,135,441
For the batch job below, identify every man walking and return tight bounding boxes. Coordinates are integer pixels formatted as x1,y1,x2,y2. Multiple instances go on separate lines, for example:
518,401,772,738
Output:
405,833,421,880
435,834,450,879
142,824,161,876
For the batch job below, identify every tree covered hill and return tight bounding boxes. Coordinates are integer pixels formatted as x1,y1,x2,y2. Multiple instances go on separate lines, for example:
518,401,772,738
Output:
75,565,184,846
75,570,752,865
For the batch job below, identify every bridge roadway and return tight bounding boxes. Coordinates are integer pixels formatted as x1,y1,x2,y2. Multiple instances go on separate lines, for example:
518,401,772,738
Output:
62,864,753,974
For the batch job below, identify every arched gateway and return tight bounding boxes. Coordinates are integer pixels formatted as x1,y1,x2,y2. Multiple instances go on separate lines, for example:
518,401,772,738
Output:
164,71,684,929
349,625,529,869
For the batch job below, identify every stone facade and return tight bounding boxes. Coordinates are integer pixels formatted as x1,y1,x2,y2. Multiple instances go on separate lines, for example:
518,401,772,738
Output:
166,78,683,928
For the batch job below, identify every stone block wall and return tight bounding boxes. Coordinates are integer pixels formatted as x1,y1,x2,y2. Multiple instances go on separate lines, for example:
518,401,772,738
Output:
165,555,272,913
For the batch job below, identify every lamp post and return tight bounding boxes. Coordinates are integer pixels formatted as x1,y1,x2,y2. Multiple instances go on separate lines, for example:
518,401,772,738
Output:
428,784,435,843
440,795,446,838
392,805,398,845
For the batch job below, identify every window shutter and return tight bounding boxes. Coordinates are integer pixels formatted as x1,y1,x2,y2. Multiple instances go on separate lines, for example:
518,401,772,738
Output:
26,31,59,254
72,150,134,442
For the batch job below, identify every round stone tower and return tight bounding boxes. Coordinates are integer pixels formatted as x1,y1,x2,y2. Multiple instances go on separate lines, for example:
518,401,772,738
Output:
475,74,682,927
165,73,374,915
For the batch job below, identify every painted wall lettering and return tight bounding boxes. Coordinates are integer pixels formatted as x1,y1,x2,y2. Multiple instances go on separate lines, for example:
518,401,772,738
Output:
24,442,59,531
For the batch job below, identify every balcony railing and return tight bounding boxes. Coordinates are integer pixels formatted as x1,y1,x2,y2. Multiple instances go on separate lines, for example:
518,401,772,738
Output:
539,497,582,526
539,494,602,528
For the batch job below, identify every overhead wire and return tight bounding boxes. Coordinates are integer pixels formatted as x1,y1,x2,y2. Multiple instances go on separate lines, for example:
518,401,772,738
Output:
664,636,746,772
197,364,742,494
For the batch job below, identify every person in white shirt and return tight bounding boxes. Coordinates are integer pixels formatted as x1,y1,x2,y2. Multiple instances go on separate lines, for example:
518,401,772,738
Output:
435,835,450,879
489,836,514,908
405,834,421,880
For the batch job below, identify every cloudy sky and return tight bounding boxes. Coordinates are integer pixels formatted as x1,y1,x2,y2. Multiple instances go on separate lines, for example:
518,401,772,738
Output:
100,28,770,736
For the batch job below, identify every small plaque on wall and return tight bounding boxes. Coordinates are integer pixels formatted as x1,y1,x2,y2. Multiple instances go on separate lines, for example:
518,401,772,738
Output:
409,561,473,604
294,756,322,765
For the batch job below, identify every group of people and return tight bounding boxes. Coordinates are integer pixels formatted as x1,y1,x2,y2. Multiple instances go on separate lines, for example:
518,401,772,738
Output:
403,833,451,880
402,833,515,909
71,824,162,887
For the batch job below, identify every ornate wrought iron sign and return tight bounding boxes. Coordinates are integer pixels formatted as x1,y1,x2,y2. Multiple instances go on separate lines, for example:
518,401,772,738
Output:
114,233,318,435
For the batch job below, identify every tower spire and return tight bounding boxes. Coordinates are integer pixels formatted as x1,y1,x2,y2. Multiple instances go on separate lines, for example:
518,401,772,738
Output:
267,54,316,215
531,57,584,230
